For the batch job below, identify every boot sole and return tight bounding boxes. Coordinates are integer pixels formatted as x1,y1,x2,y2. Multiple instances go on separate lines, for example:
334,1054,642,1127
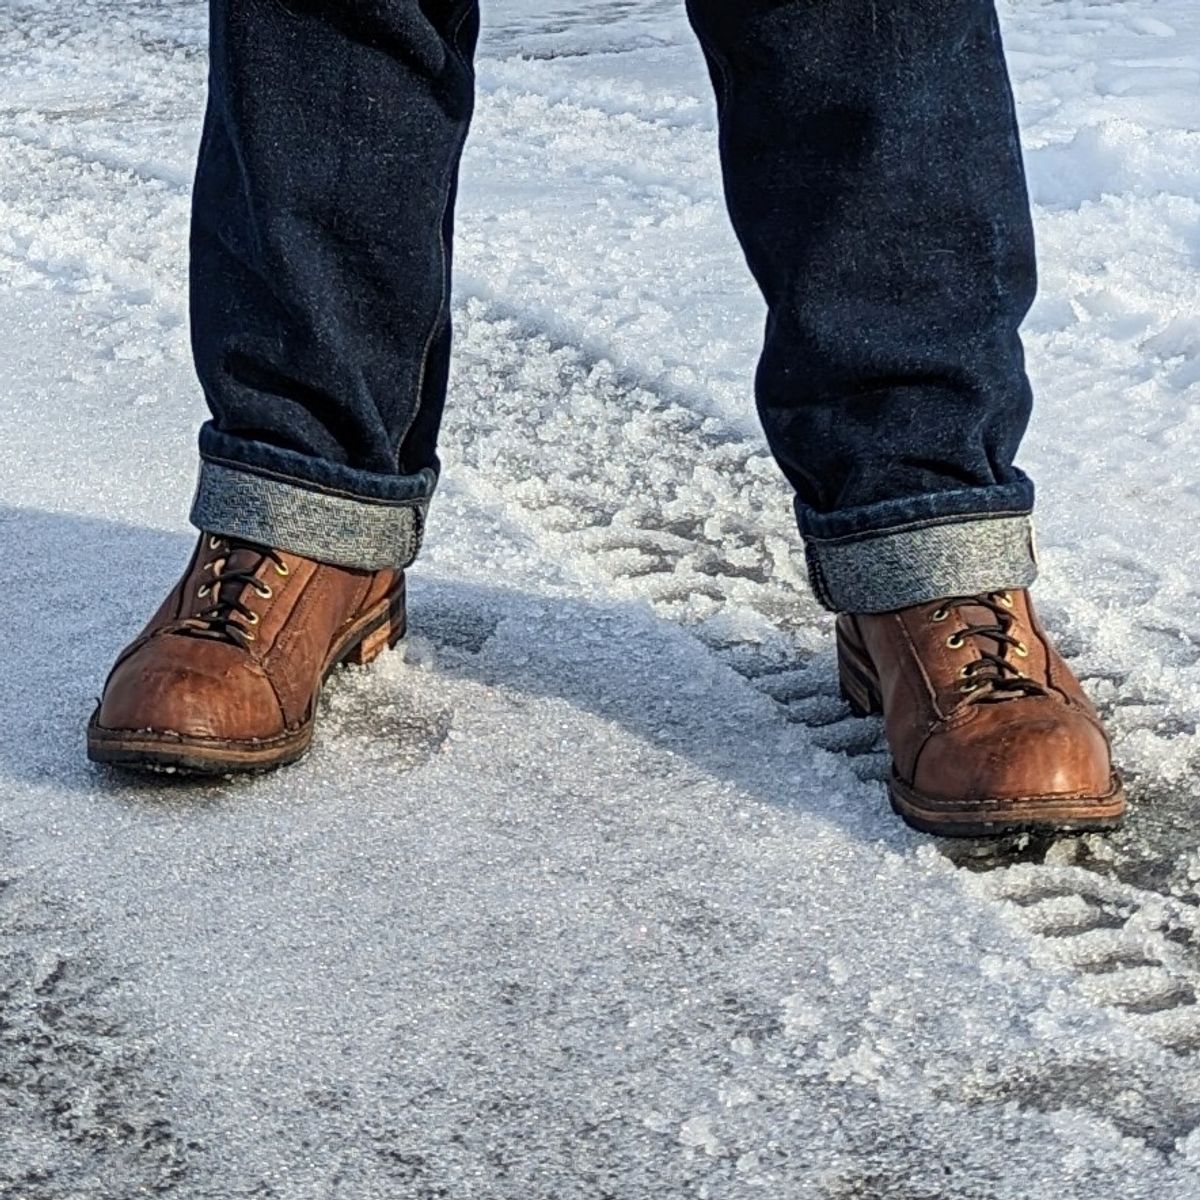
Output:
86,584,407,776
836,623,1127,839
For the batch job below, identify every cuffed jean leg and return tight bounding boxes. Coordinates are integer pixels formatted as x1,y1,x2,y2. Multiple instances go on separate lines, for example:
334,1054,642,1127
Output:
188,0,479,569
686,0,1040,613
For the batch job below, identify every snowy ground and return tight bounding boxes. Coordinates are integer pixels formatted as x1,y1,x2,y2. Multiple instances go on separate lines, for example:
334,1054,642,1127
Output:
3,1,1200,1195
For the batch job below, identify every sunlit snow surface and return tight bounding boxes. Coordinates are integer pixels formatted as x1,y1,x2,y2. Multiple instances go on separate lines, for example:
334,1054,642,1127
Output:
3,1,1200,1195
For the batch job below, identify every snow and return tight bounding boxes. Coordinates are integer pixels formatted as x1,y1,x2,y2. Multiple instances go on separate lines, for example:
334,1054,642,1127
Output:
3,1,1200,1195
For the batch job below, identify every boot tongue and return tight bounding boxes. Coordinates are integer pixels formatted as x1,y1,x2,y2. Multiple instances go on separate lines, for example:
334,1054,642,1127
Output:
955,600,1007,658
212,544,267,610
180,541,272,643
950,596,1028,701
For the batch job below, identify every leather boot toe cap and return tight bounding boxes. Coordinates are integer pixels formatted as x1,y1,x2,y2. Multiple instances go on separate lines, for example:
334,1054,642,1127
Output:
911,698,1115,805
96,636,286,745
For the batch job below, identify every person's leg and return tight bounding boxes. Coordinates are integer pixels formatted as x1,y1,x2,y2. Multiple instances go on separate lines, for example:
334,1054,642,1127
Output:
686,0,1036,615
685,0,1124,835
190,0,480,570
90,0,479,774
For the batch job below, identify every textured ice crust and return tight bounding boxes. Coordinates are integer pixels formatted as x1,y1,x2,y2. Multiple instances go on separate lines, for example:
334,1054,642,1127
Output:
3,0,1200,1196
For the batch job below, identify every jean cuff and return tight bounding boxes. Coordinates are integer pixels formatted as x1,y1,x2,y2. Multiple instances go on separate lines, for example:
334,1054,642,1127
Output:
797,478,1037,614
190,425,436,570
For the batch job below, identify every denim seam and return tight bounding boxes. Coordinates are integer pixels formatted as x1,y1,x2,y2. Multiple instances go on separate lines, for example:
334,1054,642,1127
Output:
804,544,835,610
805,507,1033,548
404,0,476,471
200,451,432,508
687,6,733,117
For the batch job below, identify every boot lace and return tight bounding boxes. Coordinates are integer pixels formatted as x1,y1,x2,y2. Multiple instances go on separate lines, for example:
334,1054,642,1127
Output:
932,592,1048,702
181,535,288,645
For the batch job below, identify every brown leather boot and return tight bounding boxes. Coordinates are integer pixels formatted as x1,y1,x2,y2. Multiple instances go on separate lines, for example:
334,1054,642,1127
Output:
837,590,1125,837
87,534,406,774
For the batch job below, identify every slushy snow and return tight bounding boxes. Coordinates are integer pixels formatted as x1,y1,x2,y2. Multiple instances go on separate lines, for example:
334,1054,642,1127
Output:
2,1,1200,1196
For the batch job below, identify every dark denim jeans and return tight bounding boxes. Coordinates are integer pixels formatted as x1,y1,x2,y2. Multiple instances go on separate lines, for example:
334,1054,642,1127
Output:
190,0,1039,613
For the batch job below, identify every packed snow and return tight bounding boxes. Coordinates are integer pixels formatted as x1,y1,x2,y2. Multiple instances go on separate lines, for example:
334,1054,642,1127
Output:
3,1,1200,1196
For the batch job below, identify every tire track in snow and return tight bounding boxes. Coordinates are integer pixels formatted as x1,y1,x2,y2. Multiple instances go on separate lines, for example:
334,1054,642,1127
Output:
969,861,1200,1066
442,297,892,781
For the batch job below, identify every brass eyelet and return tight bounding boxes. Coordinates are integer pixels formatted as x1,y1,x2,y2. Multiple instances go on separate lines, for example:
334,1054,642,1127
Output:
243,631,256,643
197,584,210,599
946,634,965,650
256,584,273,600
246,612,260,626
208,535,224,551
960,682,980,695
997,592,1014,609
959,665,974,679
1013,641,1029,658
930,608,949,623
274,561,290,577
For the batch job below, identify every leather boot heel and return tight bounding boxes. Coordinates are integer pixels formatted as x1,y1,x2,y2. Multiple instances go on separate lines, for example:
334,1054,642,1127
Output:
346,592,408,667
345,604,405,672
836,627,884,718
